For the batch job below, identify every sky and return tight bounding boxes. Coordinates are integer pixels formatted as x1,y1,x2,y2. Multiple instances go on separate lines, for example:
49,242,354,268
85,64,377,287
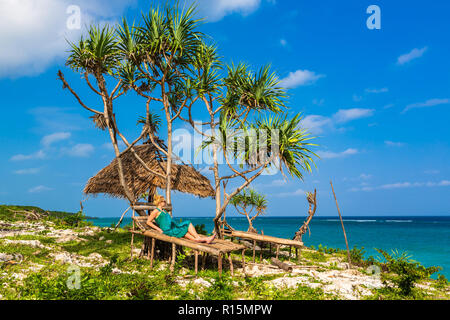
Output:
0,0,449,218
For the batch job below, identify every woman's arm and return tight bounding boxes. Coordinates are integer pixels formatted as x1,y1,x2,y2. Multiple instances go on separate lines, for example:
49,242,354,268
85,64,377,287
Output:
146,209,163,233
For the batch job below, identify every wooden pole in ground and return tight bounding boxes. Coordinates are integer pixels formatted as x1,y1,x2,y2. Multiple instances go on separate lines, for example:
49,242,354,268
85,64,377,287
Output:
202,252,207,270
130,209,135,261
170,243,176,272
218,253,223,277
194,251,199,276
150,238,155,269
241,249,246,274
252,240,256,263
276,245,280,259
330,180,351,267
228,253,234,277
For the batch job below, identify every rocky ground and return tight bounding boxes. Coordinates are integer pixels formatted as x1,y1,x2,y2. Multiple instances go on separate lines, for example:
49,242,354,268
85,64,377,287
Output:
0,218,448,300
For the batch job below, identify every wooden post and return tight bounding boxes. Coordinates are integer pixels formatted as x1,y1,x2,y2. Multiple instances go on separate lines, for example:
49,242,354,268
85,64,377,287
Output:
330,181,351,267
276,245,280,259
241,249,246,274
150,238,155,269
194,251,199,276
289,246,292,261
228,253,234,277
297,247,301,263
218,253,223,277
130,210,135,261
202,252,207,270
260,231,264,262
252,240,256,263
170,243,176,272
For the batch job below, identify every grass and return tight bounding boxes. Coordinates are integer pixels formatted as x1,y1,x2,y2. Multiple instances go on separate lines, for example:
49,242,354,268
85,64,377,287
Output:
1,204,449,300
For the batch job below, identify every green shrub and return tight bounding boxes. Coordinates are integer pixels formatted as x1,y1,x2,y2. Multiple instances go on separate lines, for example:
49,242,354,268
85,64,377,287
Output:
434,274,449,289
63,211,89,227
376,249,441,296
349,246,365,264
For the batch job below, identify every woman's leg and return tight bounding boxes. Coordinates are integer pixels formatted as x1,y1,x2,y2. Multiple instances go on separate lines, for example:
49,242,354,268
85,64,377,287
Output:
187,224,216,243
187,223,201,238
184,224,216,243
184,232,205,243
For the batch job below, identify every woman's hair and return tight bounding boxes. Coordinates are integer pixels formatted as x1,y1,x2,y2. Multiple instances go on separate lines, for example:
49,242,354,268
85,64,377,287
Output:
153,195,166,206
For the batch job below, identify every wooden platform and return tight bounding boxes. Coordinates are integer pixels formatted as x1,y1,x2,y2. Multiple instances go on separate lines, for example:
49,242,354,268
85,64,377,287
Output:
130,216,246,277
222,229,303,262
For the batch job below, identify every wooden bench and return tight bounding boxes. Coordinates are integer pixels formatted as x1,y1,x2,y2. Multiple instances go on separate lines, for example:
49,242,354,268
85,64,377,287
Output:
222,228,304,262
130,216,246,277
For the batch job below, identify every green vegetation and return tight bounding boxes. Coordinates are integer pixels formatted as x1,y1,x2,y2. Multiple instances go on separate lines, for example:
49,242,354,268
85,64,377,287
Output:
1,205,449,300
374,249,442,297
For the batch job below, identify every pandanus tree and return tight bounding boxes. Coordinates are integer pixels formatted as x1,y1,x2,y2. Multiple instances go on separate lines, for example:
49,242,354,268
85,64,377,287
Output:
230,189,267,233
177,42,318,237
116,5,204,210
59,3,318,228
58,25,137,205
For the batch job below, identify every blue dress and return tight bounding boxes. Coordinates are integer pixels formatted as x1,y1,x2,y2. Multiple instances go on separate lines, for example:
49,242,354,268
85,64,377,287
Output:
155,209,191,238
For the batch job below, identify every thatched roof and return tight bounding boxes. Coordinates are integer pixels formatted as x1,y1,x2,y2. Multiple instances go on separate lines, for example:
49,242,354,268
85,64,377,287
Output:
83,144,214,199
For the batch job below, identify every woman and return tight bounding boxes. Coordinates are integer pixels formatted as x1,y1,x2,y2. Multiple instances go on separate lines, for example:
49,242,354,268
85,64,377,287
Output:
147,195,216,244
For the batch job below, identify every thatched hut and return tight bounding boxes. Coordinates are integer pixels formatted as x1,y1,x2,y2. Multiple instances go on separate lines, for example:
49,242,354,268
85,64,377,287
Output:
83,144,214,200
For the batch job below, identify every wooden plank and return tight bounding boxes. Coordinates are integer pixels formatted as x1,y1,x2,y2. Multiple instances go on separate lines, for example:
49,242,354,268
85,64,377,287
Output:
230,230,303,247
150,238,155,269
136,230,221,256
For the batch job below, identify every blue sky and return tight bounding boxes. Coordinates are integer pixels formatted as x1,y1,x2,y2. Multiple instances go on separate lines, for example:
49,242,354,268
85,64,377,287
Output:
0,0,449,217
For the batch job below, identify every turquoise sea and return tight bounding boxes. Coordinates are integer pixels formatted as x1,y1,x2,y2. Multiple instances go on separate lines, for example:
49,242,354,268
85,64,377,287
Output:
88,216,450,278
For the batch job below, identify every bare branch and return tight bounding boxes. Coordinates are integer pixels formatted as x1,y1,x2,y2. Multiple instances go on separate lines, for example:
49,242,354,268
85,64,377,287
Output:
57,70,103,115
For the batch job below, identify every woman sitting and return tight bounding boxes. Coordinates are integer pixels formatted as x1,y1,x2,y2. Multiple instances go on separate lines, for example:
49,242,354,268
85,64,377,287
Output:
146,195,216,244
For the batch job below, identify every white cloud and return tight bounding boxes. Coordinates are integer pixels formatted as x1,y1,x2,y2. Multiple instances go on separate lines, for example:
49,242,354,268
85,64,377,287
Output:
333,108,375,123
276,188,305,197
403,98,449,113
0,0,134,78
10,150,46,161
41,132,71,147
365,87,388,94
190,0,262,22
271,179,287,187
350,180,450,192
317,148,358,159
397,46,428,65
14,168,41,175
280,39,287,47
65,143,95,157
279,69,325,89
301,115,333,135
424,169,439,175
359,174,372,180
28,185,52,193
385,140,405,147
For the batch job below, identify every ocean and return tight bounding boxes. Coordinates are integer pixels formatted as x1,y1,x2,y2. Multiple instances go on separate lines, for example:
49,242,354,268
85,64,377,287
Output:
88,216,450,278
